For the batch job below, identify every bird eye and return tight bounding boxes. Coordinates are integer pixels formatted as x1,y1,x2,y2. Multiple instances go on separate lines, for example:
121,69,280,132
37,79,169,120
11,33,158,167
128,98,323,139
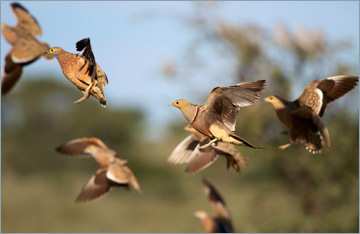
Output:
270,97,273,100
50,48,55,53
176,101,179,105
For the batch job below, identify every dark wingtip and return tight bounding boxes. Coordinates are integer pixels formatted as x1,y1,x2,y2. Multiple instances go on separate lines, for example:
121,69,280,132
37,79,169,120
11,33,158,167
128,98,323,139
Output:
11,2,29,13
76,38,91,52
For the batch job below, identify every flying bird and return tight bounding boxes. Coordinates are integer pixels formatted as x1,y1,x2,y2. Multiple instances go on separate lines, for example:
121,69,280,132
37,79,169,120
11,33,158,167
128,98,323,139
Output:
195,179,234,233
170,80,266,149
168,125,246,174
265,75,358,153
1,2,53,95
46,38,108,106
56,137,141,203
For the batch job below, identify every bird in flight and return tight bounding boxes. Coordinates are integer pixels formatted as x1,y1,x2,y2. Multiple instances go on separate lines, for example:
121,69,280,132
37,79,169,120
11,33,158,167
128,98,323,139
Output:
56,137,141,203
47,38,108,106
1,2,53,95
170,80,266,149
265,75,358,153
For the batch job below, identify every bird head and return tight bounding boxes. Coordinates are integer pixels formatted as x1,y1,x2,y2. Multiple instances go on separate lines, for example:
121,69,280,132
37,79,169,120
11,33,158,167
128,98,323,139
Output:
265,95,287,109
194,210,208,220
169,99,191,109
45,47,62,58
264,95,278,103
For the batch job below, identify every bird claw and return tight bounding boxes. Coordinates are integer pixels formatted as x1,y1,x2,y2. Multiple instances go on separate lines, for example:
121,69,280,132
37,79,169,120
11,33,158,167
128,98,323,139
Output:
199,139,218,149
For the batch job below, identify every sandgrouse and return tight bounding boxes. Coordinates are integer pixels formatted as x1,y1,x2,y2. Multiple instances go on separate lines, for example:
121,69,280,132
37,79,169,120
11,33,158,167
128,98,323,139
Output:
265,75,358,153
195,179,234,233
170,80,266,149
47,38,108,106
168,125,246,174
1,2,53,95
56,137,141,203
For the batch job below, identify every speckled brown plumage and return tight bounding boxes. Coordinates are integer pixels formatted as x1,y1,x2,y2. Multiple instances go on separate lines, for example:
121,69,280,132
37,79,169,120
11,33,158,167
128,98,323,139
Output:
168,125,246,174
195,179,234,233
47,38,108,106
265,75,358,154
1,2,53,95
56,137,141,203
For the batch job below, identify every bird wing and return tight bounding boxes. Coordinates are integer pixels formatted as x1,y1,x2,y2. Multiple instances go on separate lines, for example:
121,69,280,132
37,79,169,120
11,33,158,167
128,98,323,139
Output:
297,75,358,116
202,179,231,219
203,80,266,131
10,37,45,64
106,160,141,192
11,2,42,36
290,106,331,149
185,139,219,174
1,52,23,95
56,137,109,156
75,168,110,203
167,135,200,164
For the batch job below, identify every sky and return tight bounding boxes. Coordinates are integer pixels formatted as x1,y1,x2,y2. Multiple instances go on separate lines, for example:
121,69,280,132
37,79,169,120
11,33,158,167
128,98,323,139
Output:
1,1,359,135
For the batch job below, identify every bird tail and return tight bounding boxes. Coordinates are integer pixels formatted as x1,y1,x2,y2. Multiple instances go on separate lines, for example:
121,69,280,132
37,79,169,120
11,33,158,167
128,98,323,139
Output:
229,134,264,149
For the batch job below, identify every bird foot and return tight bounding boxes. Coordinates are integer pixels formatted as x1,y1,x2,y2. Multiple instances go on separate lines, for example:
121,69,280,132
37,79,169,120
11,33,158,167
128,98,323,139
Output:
279,143,291,150
74,82,94,104
199,139,218,149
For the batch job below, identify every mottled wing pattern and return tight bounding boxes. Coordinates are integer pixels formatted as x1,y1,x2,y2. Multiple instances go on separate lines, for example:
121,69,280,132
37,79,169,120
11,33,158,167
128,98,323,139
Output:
1,52,23,95
298,76,358,116
203,80,266,131
56,137,109,156
75,168,110,203
11,2,42,36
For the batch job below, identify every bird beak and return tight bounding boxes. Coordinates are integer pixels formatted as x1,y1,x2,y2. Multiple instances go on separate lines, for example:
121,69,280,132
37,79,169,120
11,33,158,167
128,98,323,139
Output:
168,102,174,107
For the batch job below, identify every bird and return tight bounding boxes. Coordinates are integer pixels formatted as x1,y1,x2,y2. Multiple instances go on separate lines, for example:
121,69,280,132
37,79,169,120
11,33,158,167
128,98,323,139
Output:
1,2,53,95
265,75,358,153
195,179,234,233
46,38,108,107
170,80,266,149
56,137,141,203
168,124,247,174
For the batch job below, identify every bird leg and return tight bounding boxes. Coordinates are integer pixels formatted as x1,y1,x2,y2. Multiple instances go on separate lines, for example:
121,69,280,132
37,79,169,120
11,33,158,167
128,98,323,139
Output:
279,143,291,150
73,81,95,104
199,138,218,149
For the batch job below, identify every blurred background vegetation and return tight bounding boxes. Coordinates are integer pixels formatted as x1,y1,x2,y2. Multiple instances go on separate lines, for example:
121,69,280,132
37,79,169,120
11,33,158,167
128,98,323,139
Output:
1,2,359,233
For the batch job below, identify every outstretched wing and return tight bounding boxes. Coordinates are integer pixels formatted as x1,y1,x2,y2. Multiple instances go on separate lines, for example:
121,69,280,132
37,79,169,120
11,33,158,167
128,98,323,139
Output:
202,179,232,219
76,38,97,82
297,75,358,116
203,80,266,131
56,137,109,156
11,2,42,36
75,168,110,203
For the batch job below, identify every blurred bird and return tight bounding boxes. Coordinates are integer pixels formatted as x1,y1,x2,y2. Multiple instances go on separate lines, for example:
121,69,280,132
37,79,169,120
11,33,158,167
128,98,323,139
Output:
168,125,247,174
195,179,234,233
265,75,358,153
170,80,266,149
46,38,108,106
1,2,53,95
56,137,141,203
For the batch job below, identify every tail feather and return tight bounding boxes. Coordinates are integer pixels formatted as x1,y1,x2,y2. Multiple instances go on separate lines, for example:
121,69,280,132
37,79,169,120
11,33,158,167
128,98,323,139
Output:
229,134,264,149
